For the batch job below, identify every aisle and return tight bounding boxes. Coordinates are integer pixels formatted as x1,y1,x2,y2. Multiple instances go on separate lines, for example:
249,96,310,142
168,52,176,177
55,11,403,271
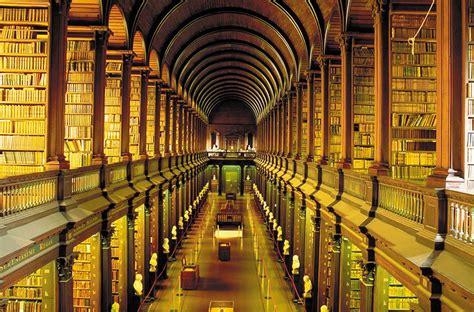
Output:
147,194,300,312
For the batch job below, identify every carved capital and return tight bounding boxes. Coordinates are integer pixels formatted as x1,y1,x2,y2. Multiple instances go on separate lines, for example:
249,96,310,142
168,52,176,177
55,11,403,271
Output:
361,262,376,285
123,53,134,66
310,216,320,233
101,229,114,248
298,206,306,220
57,255,75,282
316,55,328,71
95,29,111,45
368,0,389,19
337,33,352,51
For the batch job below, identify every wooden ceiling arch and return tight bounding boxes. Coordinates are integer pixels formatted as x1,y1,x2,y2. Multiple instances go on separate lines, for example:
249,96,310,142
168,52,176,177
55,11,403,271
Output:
109,0,384,119
131,30,146,65
107,4,129,49
69,0,103,24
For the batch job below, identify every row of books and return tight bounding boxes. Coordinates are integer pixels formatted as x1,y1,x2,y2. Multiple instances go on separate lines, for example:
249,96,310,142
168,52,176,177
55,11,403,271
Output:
392,27,435,40
354,146,374,158
64,139,91,152
392,90,436,103
392,52,435,65
354,94,374,102
105,89,121,98
67,73,94,83
329,135,341,144
0,41,47,54
392,78,435,90
387,298,418,310
66,83,93,93
392,165,434,179
353,76,374,85
66,93,93,104
392,103,435,113
0,26,44,40
0,120,44,134
105,140,120,148
0,88,46,102
354,115,375,124
66,51,95,62
392,128,436,139
0,7,48,23
67,62,94,72
65,116,93,127
2,287,42,298
392,151,435,166
3,301,42,312
353,67,374,76
67,41,93,52
106,62,122,72
65,104,92,114
0,73,46,86
467,148,474,163
392,113,436,128
105,116,120,125
467,133,474,147
0,164,43,176
392,141,436,152
354,133,374,146
0,135,43,149
353,159,373,169
0,56,47,71
353,57,374,66
391,42,436,54
392,66,436,78
391,14,436,31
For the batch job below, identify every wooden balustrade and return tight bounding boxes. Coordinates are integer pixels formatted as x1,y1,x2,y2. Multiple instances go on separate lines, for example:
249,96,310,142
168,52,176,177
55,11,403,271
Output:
322,167,337,189
447,192,474,244
71,169,100,195
377,181,424,223
133,162,145,178
109,163,128,184
344,172,367,201
0,172,58,217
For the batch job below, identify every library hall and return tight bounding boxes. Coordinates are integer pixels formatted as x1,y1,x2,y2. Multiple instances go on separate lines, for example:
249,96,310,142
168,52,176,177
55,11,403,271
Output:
0,0,473,311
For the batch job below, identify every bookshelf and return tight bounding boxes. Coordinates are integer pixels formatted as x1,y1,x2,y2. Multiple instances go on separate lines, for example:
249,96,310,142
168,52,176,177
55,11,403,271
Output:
111,216,127,307
352,44,375,171
129,74,141,159
104,59,123,163
314,77,322,159
0,4,49,177
292,96,297,156
375,266,418,311
340,238,363,312
168,98,174,153
466,1,474,189
329,63,342,165
159,92,166,154
72,234,100,312
134,205,145,277
0,262,55,312
390,13,437,180
301,85,308,158
146,82,156,156
65,36,95,168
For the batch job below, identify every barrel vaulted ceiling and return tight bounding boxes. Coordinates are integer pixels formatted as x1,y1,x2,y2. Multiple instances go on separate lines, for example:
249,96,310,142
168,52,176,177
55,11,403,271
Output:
68,0,431,121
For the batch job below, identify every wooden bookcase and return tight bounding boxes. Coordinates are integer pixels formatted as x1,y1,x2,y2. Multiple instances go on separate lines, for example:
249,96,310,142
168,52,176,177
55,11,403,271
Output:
314,77,322,160
134,204,145,278
129,74,141,159
159,92,166,154
168,98,174,153
0,262,56,312
111,216,127,307
291,96,297,156
390,12,437,180
104,58,123,163
65,33,95,168
72,234,100,312
340,238,363,312
0,3,50,177
301,85,308,158
146,82,156,156
466,0,474,188
352,43,375,171
329,63,342,165
375,266,418,311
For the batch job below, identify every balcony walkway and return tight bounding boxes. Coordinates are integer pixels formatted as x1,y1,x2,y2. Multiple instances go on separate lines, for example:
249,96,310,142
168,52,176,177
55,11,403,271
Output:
146,194,301,312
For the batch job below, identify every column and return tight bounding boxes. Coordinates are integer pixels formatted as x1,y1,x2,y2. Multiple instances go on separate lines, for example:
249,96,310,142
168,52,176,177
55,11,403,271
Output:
139,70,149,158
153,82,162,157
127,212,136,312
218,163,223,196
359,262,376,311
240,164,244,196
121,53,133,160
310,216,321,309
329,236,342,312
295,83,304,159
317,56,329,164
171,97,178,156
157,192,167,276
57,254,75,312
176,101,183,155
427,0,464,187
368,1,390,175
46,0,71,170
338,34,353,168
143,204,151,293
306,71,316,162
164,91,171,157
92,29,110,165
100,227,113,311
287,92,295,157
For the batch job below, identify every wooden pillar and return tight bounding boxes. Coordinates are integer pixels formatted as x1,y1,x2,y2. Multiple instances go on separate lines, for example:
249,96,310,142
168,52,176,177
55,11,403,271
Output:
218,163,223,196
359,262,376,312
329,236,342,312
282,96,288,154
171,97,177,156
164,91,171,157
143,204,151,293
287,92,295,157
126,212,136,312
153,82,162,157
273,107,278,154
426,0,464,187
177,102,184,155
140,70,149,158
317,56,329,165
121,53,133,160
306,72,315,162
310,216,321,309
295,83,304,159
92,29,109,165
57,254,74,312
338,34,353,169
46,0,71,170
240,164,244,196
100,227,113,311
184,108,189,154
368,1,390,175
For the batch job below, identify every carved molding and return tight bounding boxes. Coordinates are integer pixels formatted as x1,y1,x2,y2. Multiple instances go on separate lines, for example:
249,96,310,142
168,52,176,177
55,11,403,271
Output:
57,255,75,282
368,0,388,18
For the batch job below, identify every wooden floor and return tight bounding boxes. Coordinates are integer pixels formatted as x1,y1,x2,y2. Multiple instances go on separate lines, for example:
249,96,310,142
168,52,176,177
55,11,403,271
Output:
146,193,302,312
